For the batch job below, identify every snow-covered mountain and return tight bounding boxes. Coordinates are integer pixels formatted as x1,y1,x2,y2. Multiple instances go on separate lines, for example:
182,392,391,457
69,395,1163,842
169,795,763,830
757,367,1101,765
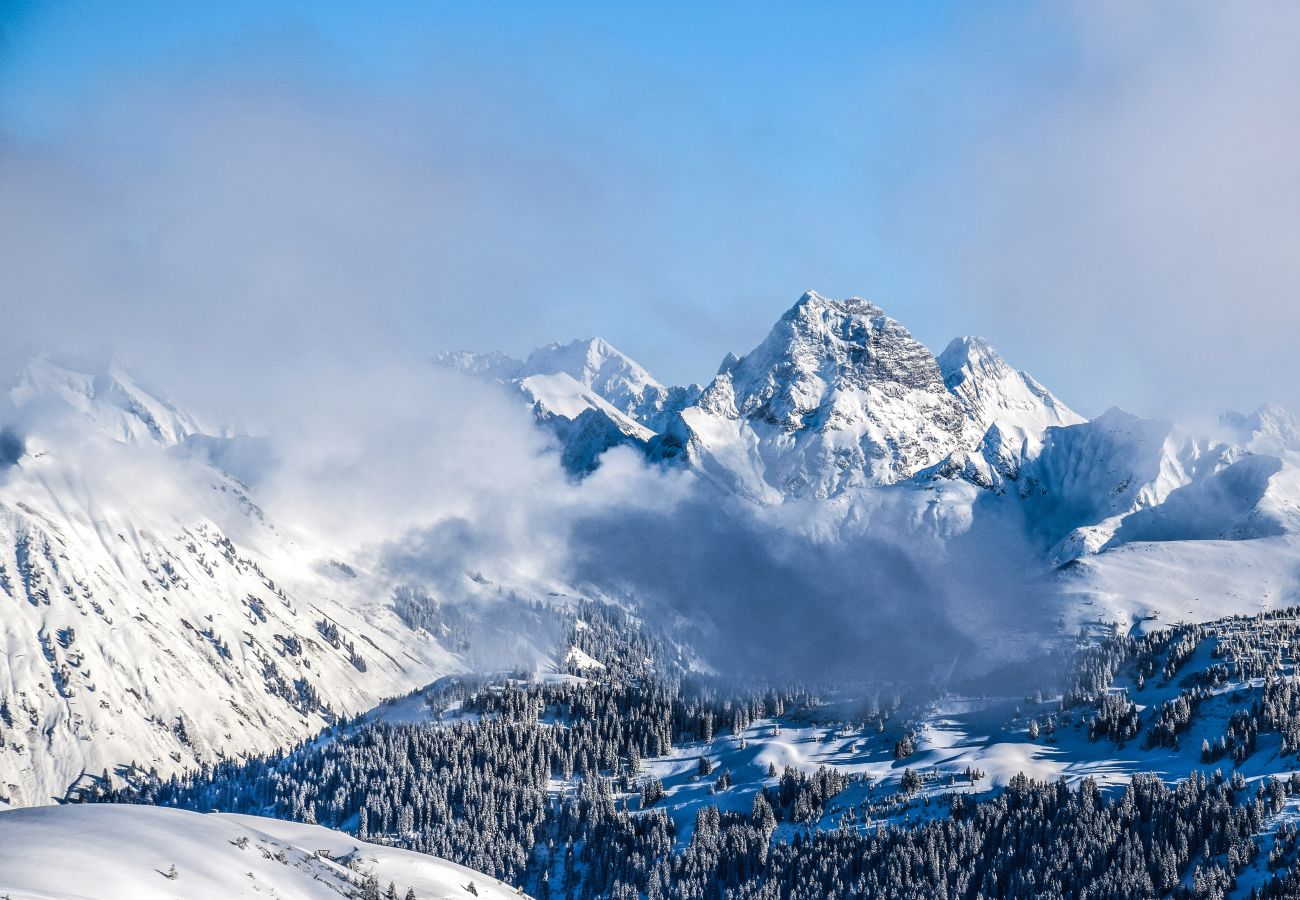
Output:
443,290,1300,620
434,338,700,473
1223,402,1300,455
925,335,1084,487
445,293,1081,501
0,359,470,807
518,337,694,432
1,356,207,448
648,293,970,501
8,290,1300,811
0,804,522,899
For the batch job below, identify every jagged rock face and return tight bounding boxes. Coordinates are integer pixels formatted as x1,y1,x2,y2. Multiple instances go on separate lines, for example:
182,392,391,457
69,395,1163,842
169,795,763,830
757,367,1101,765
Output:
655,292,969,500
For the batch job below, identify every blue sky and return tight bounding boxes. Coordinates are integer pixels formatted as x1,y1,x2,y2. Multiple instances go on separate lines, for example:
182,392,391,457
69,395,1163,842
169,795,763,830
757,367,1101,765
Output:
1,2,1296,419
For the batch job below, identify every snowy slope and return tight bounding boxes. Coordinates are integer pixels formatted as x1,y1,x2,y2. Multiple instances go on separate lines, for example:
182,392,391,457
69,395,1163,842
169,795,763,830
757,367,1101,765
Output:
434,338,699,472
939,336,1083,445
518,372,654,444
0,360,461,807
519,337,694,431
1058,534,1300,630
0,804,523,899
927,336,1085,487
1,356,206,449
1016,409,1300,563
1223,403,1300,455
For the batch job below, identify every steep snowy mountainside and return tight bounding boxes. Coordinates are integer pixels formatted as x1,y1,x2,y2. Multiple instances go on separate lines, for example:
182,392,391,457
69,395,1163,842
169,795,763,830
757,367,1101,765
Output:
434,338,700,472
929,336,1085,486
1019,408,1229,561
435,337,701,430
652,291,970,500
939,336,1083,442
0,359,461,807
1015,407,1300,564
520,337,697,431
1223,403,1300,454
1,356,206,449
521,384,651,474
0,804,523,899
517,372,653,443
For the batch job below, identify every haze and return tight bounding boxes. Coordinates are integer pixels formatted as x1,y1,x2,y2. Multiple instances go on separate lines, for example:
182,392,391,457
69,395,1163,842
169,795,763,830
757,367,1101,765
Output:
1,1,1297,422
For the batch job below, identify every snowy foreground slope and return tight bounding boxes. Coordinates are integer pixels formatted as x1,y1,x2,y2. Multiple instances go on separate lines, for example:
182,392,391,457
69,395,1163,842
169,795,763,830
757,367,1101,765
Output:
0,804,523,899
122,601,1300,898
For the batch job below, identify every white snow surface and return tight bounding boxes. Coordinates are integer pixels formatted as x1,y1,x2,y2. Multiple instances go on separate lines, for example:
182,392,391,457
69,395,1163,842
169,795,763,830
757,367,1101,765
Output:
2,357,206,449
434,337,699,437
939,335,1083,446
517,372,653,442
0,804,524,899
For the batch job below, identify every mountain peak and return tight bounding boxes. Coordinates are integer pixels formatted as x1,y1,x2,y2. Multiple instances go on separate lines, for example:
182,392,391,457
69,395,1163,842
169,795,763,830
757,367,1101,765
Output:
522,337,662,403
3,356,206,449
1221,402,1300,452
430,349,523,383
435,337,700,472
789,289,885,320
937,334,1083,459
938,336,1009,383
743,291,949,401
661,291,967,497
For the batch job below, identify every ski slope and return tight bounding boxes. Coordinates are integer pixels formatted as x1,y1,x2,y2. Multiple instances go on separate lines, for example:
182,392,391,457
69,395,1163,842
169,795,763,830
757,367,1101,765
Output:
0,804,525,899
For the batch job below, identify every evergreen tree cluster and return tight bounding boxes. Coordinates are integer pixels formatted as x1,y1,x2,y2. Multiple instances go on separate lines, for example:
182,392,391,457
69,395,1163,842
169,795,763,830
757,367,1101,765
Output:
83,603,1300,899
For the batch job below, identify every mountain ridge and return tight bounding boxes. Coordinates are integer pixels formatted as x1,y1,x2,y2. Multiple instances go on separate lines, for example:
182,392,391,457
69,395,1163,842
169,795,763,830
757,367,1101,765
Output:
5,292,1300,808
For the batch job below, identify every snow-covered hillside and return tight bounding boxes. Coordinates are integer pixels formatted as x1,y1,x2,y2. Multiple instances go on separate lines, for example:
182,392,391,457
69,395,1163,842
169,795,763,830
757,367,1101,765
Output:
0,804,522,899
926,335,1083,488
0,359,467,807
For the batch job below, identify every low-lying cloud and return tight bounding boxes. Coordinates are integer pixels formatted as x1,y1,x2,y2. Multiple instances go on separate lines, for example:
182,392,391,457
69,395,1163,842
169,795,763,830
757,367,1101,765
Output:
180,358,1061,686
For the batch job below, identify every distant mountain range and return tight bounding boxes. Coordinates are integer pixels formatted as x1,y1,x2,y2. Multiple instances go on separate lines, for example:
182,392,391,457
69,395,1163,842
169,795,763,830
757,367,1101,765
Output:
3,289,1300,807
440,289,1300,559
